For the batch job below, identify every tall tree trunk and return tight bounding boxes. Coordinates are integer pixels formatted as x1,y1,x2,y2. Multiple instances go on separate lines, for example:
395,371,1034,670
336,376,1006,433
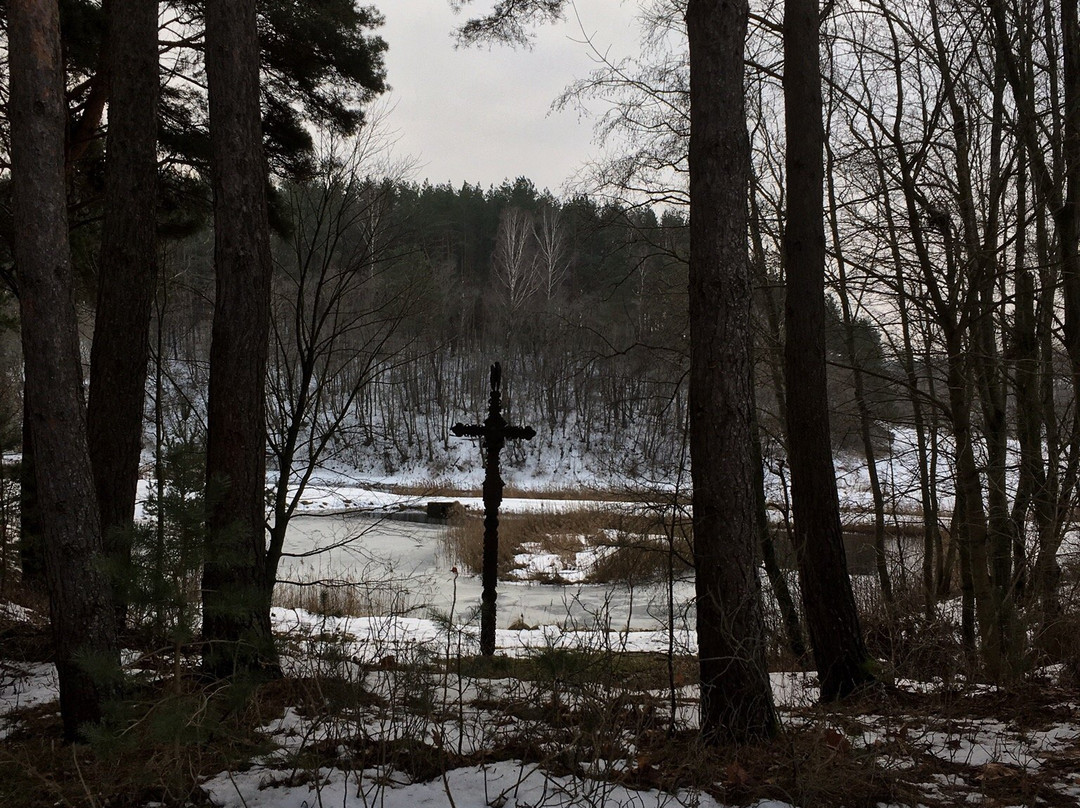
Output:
18,392,44,587
1033,207,1064,615
749,186,788,431
782,0,873,701
752,412,806,661
928,0,1018,676
202,0,278,678
1009,146,1040,602
824,136,893,613
9,0,120,740
686,0,777,743
872,143,939,617
87,0,161,635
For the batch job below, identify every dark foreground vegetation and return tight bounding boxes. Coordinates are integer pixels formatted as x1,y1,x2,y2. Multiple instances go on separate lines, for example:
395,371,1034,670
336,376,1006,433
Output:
3,578,1080,808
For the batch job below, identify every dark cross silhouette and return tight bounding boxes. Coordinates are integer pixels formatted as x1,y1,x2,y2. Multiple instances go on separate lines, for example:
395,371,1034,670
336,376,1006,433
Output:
451,362,535,656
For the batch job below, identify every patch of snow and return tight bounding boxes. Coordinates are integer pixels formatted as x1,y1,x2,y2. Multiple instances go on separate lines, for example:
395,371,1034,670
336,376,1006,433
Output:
202,757,767,808
508,536,615,583
0,661,58,739
0,602,37,623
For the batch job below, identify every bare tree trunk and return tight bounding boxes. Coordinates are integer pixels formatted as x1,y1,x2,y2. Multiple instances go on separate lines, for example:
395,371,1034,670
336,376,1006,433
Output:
749,187,788,432
87,0,160,634
202,0,278,679
824,135,893,613
1008,146,1038,601
782,0,873,700
749,176,804,661
9,0,119,740
991,0,1080,616
944,325,996,668
18,392,44,588
871,144,939,617
686,0,777,742
928,0,1018,676
752,411,806,661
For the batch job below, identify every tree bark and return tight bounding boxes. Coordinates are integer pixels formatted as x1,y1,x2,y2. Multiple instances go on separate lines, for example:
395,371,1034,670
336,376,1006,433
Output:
18,392,44,588
87,0,161,634
782,0,873,700
202,0,278,678
9,0,120,740
686,0,777,743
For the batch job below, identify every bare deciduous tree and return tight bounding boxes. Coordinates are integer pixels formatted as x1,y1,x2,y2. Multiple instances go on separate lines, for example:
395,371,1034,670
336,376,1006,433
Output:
782,0,873,700
534,203,570,302
493,206,540,322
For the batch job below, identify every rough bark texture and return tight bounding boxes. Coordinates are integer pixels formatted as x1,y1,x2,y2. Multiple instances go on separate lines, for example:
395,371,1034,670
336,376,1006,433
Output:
18,393,44,587
87,0,160,633
782,0,873,700
202,0,278,678
686,0,778,743
9,0,120,740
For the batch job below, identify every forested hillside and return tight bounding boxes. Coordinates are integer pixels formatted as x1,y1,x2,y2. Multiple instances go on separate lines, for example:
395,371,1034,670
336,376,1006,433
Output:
153,169,889,485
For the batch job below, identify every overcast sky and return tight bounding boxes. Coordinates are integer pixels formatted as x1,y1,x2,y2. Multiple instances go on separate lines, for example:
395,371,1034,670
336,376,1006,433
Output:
377,1,641,194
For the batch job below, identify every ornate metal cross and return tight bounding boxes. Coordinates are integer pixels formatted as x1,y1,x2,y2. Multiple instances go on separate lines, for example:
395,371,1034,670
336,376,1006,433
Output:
451,362,535,656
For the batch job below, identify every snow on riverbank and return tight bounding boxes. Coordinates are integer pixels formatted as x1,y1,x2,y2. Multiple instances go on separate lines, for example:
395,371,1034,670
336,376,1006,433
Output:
280,479,612,517
271,606,693,660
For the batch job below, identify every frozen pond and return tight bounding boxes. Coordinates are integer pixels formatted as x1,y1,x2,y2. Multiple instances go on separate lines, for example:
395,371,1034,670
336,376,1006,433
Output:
278,513,696,632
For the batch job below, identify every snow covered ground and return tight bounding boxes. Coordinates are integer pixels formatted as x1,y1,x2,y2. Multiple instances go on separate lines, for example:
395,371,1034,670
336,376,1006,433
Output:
0,661,57,740
4,600,1080,807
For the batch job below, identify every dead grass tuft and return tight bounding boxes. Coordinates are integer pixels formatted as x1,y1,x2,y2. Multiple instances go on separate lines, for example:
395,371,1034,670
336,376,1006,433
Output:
273,579,387,617
443,506,692,584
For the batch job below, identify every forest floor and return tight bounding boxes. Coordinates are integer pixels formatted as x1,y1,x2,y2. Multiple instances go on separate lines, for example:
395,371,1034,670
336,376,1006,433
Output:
3,596,1080,808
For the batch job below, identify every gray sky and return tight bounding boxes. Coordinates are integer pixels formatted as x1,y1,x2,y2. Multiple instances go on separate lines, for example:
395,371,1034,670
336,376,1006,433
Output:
378,1,641,194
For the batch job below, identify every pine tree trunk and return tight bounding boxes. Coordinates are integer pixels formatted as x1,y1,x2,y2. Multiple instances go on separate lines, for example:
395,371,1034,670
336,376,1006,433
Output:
202,0,278,678
9,0,120,740
18,392,44,587
87,0,160,635
686,0,777,743
782,0,873,701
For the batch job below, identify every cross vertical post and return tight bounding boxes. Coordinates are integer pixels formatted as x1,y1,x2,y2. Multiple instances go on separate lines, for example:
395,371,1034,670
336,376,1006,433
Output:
451,362,535,656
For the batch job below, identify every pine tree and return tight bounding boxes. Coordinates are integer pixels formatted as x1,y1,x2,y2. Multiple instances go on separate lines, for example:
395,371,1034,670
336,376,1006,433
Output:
201,0,279,679
9,0,120,740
